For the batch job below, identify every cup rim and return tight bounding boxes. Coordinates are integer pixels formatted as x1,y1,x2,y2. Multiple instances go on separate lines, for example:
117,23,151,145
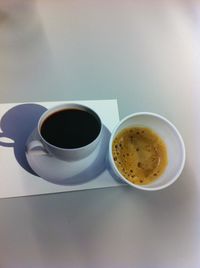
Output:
37,103,103,152
109,112,186,191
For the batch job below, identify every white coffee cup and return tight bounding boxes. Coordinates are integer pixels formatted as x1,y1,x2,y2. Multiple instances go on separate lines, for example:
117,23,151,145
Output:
26,103,103,162
109,112,186,191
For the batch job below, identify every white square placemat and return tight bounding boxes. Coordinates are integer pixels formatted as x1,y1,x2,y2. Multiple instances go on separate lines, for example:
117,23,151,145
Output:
0,99,123,199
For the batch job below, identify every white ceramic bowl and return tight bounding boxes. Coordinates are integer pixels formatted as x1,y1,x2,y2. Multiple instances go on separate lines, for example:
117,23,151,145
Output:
109,112,186,191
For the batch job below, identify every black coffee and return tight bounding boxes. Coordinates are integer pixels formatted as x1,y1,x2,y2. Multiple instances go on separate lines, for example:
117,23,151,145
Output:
41,109,101,149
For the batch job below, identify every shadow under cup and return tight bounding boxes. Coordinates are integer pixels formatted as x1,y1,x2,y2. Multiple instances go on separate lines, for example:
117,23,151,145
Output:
28,104,103,162
109,112,186,191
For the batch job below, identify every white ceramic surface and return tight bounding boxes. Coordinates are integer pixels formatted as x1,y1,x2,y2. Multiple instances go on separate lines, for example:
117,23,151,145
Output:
109,112,186,190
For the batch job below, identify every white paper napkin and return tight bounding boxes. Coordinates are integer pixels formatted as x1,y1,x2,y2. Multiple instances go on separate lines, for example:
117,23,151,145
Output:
0,99,123,198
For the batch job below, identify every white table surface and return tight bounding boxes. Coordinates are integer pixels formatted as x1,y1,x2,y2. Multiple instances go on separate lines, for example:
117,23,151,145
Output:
0,1,200,267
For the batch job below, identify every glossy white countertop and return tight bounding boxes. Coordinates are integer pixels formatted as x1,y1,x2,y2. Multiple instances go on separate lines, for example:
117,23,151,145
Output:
0,1,200,267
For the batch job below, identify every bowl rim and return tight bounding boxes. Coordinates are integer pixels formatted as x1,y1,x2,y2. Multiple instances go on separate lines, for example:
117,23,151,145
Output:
109,112,186,191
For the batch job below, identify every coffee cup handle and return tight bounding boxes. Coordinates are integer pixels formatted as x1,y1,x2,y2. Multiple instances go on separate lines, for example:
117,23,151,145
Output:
26,140,49,156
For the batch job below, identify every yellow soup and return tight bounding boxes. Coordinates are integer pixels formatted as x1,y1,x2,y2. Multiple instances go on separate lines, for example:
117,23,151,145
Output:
112,127,168,185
